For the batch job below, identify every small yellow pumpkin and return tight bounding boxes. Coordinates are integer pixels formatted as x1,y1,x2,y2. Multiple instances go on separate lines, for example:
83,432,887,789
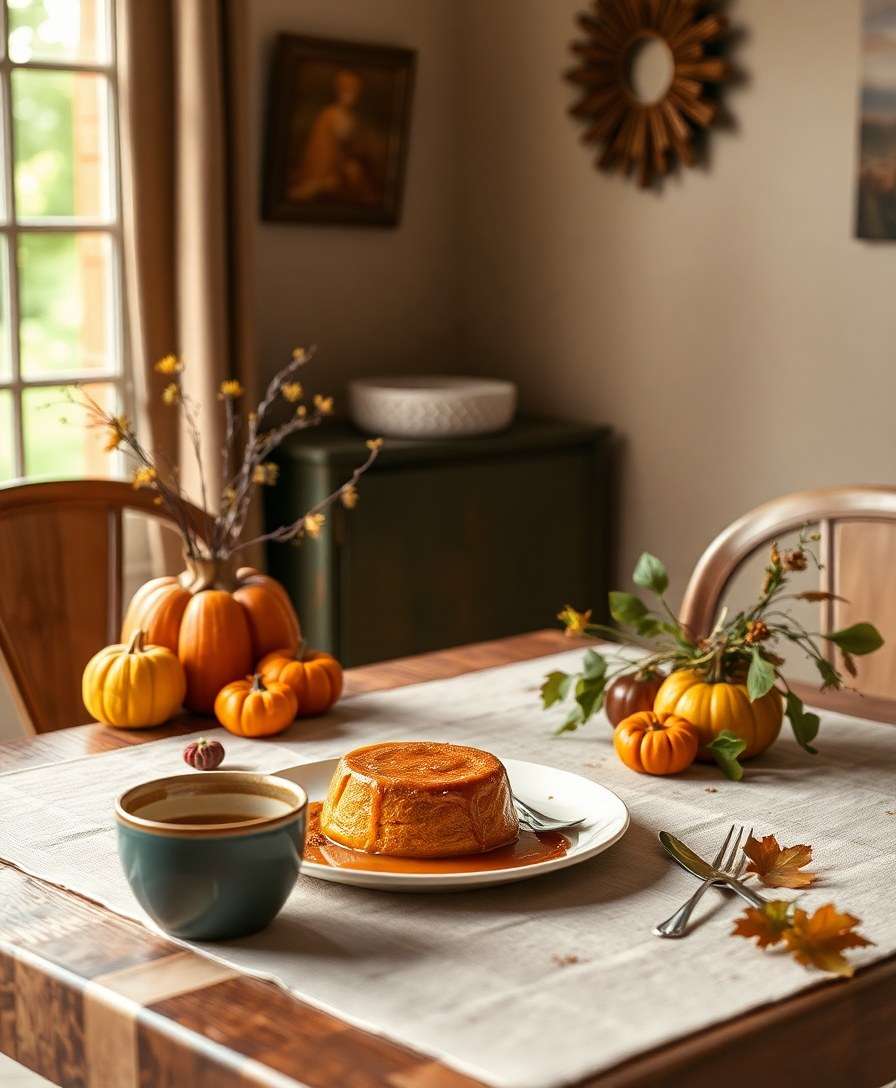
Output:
214,674,298,737
653,668,783,760
82,629,186,728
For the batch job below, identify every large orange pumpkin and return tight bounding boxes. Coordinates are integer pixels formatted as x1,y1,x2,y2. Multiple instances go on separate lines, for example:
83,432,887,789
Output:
613,711,699,776
121,558,300,714
652,668,783,760
257,647,343,717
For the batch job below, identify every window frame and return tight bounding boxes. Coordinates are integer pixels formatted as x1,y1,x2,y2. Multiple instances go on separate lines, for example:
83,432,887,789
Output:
0,0,128,480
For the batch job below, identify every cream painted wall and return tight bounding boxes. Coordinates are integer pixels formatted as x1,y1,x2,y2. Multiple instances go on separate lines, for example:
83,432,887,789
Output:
245,0,894,600
244,0,462,391
456,0,896,603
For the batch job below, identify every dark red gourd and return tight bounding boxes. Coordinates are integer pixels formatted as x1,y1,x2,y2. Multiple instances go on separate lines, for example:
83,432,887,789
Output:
604,671,664,728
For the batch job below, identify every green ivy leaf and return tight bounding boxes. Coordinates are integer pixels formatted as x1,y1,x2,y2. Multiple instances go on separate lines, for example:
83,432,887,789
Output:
785,690,820,754
824,622,884,657
706,730,747,782
554,705,584,735
746,648,777,701
582,649,607,680
541,671,573,709
609,591,649,627
632,552,668,596
575,674,606,722
813,655,841,691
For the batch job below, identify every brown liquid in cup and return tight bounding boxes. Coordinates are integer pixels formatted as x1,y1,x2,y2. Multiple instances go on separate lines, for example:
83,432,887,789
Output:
160,812,267,826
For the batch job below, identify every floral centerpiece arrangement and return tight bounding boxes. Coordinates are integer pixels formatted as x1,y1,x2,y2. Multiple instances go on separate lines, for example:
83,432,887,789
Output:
542,533,884,780
77,346,379,725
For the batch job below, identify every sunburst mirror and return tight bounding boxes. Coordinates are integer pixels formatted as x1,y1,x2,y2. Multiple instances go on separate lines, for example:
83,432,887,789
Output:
567,1,730,187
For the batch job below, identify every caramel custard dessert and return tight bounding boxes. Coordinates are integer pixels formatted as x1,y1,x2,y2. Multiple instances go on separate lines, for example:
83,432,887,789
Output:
320,741,520,857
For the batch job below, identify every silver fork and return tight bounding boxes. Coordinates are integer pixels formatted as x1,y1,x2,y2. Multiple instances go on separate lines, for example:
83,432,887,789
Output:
512,793,586,832
653,824,753,939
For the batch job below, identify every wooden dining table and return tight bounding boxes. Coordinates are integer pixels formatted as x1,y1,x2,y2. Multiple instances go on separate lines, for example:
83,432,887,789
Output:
0,629,894,1088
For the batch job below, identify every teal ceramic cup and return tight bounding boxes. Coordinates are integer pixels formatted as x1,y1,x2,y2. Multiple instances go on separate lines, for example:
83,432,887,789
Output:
116,771,306,941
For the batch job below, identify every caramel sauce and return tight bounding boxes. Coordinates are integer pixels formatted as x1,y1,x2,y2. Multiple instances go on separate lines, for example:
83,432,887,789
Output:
303,802,569,874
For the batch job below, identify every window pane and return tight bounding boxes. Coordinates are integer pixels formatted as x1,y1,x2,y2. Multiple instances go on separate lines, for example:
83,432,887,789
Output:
0,241,10,380
13,69,111,219
18,231,116,377
7,0,109,65
0,80,8,223
23,380,119,478
0,390,14,480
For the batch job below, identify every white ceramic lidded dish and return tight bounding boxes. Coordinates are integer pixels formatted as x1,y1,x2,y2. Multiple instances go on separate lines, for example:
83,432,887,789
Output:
348,376,517,439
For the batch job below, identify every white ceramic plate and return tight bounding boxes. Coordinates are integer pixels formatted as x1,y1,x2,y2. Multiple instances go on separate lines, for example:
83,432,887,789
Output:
276,757,629,892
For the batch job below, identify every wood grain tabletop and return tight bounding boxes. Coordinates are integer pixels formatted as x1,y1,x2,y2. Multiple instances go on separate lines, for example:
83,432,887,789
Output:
0,630,894,1088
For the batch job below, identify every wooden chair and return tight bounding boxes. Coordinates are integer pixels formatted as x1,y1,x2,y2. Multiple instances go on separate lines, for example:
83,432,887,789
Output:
0,479,205,735
679,485,896,722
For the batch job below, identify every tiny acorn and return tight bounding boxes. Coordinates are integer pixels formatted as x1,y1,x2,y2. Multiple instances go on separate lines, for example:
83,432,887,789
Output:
183,737,225,771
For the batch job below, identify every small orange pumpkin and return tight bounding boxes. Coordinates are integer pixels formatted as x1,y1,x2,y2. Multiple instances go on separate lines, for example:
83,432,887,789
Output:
257,646,343,717
613,711,699,776
214,674,298,737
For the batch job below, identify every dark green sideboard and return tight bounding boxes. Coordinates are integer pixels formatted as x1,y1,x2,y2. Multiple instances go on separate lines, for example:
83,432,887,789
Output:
266,418,613,667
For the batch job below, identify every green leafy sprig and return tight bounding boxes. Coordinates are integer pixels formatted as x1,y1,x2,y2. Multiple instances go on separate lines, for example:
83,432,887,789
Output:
544,533,884,778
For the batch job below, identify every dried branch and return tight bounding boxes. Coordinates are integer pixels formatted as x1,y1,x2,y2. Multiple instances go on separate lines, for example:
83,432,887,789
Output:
70,387,201,557
67,346,376,564
230,441,381,555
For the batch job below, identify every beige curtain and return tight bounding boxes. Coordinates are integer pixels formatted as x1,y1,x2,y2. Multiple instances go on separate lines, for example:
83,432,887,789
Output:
116,0,253,570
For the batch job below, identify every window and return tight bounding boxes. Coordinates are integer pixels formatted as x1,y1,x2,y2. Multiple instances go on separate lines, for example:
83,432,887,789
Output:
0,0,125,481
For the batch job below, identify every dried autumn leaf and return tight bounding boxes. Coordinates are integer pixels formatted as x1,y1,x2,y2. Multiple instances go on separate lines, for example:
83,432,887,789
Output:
743,834,817,888
795,591,848,604
782,903,873,978
731,901,792,948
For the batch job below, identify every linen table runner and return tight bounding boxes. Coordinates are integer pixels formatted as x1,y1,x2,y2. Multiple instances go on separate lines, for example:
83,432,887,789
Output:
0,650,894,1088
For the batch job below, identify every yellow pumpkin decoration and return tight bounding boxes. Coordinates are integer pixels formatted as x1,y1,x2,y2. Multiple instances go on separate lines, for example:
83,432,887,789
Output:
653,668,783,760
82,629,186,728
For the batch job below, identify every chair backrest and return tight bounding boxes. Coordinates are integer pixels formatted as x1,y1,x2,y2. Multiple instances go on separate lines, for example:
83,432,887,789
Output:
0,479,205,734
679,486,896,722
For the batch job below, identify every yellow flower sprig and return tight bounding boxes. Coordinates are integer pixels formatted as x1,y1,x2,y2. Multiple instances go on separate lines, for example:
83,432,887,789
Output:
557,605,592,637
102,414,130,452
252,462,279,486
303,513,326,539
132,466,157,490
218,380,244,399
155,355,183,376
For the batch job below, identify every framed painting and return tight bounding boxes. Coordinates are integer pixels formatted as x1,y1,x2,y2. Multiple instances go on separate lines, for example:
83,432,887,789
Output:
263,34,416,227
856,1,896,238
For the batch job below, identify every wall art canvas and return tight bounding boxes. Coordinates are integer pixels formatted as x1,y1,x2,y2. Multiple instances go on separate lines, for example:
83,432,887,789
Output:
263,34,416,227
856,0,896,238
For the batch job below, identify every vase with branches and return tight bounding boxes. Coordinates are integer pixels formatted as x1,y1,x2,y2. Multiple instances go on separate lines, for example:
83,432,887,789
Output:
73,346,381,712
